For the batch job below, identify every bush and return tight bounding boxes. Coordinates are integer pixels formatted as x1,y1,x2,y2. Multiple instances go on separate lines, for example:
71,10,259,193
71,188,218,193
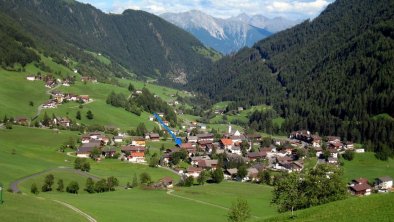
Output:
85,178,95,193
94,179,108,193
139,172,152,185
184,176,194,187
211,168,224,183
342,150,355,161
66,181,79,194
31,183,39,195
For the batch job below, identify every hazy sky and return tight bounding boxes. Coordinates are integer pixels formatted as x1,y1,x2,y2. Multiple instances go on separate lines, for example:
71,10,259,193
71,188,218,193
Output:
78,0,335,20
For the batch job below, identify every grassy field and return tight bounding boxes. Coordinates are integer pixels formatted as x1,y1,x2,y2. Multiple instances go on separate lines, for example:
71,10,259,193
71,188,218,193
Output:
263,193,394,222
0,69,48,118
0,126,79,187
342,152,394,182
0,193,86,222
174,182,278,220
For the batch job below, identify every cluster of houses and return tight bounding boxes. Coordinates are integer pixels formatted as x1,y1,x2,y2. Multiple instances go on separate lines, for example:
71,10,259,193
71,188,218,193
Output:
349,176,393,196
76,132,112,158
26,74,75,88
43,91,90,109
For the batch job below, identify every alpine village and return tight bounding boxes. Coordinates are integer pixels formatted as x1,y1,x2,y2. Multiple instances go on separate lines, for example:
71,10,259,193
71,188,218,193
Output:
0,0,393,222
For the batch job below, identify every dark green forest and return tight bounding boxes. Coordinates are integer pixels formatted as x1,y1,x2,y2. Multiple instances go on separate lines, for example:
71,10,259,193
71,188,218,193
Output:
189,0,394,157
0,0,212,82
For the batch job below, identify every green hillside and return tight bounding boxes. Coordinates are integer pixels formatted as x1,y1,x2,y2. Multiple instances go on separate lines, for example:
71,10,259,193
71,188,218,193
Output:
189,0,394,154
263,193,394,222
0,0,213,83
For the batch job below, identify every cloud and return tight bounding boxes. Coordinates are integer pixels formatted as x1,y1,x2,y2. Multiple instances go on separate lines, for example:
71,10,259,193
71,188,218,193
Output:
79,0,334,20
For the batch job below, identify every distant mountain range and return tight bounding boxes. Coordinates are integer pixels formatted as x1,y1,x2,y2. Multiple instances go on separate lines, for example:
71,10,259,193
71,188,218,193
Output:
161,10,299,54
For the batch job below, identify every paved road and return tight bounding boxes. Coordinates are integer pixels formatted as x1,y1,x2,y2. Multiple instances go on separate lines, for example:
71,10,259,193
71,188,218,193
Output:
10,167,101,193
32,84,61,120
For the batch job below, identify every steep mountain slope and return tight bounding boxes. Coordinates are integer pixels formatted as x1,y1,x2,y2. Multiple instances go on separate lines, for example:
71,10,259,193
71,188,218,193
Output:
0,0,212,83
189,0,394,153
161,10,271,54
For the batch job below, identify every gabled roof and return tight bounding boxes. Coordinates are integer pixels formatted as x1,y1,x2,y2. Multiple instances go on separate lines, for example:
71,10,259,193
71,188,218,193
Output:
350,183,372,192
187,166,203,173
220,139,233,146
378,176,393,182
130,152,145,157
121,146,145,152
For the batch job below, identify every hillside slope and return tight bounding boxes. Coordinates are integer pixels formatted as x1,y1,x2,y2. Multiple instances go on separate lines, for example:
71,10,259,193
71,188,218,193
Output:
0,0,212,83
263,193,394,222
189,0,394,152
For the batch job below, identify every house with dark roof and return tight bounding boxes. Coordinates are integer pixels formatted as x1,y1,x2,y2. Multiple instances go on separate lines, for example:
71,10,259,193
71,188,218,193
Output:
349,178,372,196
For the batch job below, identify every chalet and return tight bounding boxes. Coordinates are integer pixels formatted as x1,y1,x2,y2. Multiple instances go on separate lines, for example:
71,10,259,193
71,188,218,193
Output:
127,152,145,163
186,136,198,143
214,109,224,115
230,135,246,145
42,100,57,109
196,133,214,142
274,156,293,171
121,146,145,154
311,135,321,147
345,141,354,150
349,178,372,196
76,141,102,158
246,168,259,182
292,161,304,172
55,117,71,127
62,79,71,86
190,156,211,166
329,141,343,150
375,176,393,191
327,136,341,143
158,177,174,189
245,133,262,142
131,137,146,147
180,143,196,155
197,140,213,147
65,93,78,101
227,146,242,155
149,133,160,141
247,151,267,161
224,168,238,180
220,138,233,150
14,116,29,125
79,95,90,103
328,148,339,158
289,130,313,143
101,147,117,157
113,136,123,143
45,80,56,88
196,159,218,170
327,157,338,165
26,76,36,81
186,166,203,178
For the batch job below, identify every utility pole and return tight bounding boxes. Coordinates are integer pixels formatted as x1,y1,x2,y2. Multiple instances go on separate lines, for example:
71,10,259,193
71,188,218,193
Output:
0,182,3,204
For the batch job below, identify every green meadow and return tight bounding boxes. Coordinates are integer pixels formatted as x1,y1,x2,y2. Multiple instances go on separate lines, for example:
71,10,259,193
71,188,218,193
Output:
342,152,394,182
263,193,394,222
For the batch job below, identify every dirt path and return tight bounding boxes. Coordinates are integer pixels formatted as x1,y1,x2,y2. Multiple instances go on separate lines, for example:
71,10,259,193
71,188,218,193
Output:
166,189,229,210
10,167,101,193
53,200,97,222
166,189,261,219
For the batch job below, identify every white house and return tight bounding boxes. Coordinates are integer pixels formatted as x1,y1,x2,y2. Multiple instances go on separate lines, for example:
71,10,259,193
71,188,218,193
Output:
185,166,203,178
26,76,36,81
376,176,393,191
128,152,146,163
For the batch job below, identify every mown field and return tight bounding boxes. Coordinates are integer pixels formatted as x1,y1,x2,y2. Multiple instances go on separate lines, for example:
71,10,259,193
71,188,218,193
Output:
0,126,277,222
263,193,394,222
342,152,394,182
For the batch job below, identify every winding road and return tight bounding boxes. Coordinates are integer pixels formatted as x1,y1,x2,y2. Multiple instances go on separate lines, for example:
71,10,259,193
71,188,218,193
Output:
10,167,101,193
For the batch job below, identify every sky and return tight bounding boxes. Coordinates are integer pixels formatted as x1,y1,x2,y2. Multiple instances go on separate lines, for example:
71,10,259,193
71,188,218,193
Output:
78,0,335,20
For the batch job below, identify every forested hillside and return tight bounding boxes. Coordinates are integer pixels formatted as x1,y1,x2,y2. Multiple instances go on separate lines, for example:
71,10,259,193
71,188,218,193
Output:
0,0,212,83
189,0,394,156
